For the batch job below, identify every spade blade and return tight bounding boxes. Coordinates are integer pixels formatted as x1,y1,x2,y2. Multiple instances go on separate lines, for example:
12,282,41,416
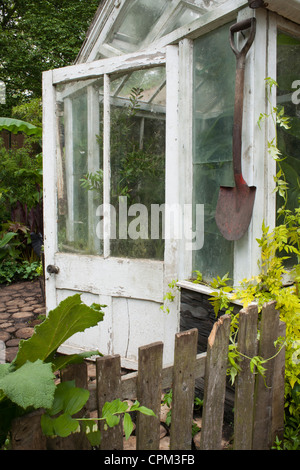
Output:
215,184,256,241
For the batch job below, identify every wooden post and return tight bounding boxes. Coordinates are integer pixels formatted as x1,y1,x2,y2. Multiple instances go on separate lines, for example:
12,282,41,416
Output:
96,355,123,450
61,362,88,392
271,320,286,445
170,328,198,450
200,315,231,450
11,409,47,450
136,342,163,450
252,301,280,450
233,305,258,450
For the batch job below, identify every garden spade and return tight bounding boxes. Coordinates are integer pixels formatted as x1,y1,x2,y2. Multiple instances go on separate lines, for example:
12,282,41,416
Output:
215,18,256,241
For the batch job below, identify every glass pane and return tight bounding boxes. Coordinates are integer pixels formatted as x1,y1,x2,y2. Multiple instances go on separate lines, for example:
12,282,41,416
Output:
277,32,300,217
276,32,300,266
192,23,236,282
109,66,166,260
115,68,166,101
163,7,201,36
56,79,103,255
107,0,169,53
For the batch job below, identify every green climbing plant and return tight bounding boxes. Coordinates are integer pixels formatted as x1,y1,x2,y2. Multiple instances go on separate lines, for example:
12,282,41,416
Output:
41,386,155,447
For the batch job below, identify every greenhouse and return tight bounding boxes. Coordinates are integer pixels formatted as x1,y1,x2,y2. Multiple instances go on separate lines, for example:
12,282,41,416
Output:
43,0,300,366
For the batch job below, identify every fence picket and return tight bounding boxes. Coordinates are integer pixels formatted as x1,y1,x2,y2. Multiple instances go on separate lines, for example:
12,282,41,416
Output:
271,320,286,444
96,354,123,450
252,301,280,450
200,315,231,450
170,328,198,450
233,305,258,450
136,342,163,450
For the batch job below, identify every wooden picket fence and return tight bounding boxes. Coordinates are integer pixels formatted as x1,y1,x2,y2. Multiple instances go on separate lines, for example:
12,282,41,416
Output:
11,300,286,451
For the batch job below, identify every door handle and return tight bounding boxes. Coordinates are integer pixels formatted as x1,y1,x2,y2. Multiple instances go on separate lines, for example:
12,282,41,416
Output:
47,265,60,274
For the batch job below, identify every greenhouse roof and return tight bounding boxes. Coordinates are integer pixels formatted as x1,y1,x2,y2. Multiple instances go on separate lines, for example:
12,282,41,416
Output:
76,0,300,64
76,0,235,63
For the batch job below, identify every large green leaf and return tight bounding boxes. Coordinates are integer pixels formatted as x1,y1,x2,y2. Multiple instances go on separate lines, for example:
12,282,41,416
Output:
41,412,80,438
63,387,89,416
47,381,76,416
0,360,55,410
101,399,128,418
51,350,102,372
13,294,105,369
41,381,90,439
0,232,17,249
48,381,90,417
123,412,134,440
53,413,79,438
0,117,42,137
0,363,11,380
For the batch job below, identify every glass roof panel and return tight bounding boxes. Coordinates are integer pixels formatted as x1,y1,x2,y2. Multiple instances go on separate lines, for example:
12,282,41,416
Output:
98,0,232,58
162,7,201,36
107,0,170,53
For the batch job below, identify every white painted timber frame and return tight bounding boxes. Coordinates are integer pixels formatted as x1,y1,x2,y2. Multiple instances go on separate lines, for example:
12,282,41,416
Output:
43,1,300,365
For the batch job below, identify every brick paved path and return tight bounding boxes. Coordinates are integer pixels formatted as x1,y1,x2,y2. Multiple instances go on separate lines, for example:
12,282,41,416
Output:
0,279,45,362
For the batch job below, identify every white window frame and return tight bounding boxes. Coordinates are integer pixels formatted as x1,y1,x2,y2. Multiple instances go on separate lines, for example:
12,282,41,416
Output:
52,48,167,258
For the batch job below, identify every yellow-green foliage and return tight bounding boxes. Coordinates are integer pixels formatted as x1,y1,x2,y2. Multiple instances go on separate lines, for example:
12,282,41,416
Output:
230,218,300,419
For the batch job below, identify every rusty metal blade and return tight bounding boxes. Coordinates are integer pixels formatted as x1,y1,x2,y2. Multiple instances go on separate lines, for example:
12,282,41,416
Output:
215,185,256,241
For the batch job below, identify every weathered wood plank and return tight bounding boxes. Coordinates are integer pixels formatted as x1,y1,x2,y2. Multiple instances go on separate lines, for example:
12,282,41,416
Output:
11,410,47,450
103,73,111,258
61,361,88,387
252,301,280,450
54,253,164,303
52,49,166,85
42,69,58,314
271,320,286,445
170,328,198,450
200,314,231,450
96,355,123,450
233,305,258,450
136,342,163,450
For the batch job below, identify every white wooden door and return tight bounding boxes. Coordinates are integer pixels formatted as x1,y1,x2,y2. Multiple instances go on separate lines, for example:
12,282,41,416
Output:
42,47,181,368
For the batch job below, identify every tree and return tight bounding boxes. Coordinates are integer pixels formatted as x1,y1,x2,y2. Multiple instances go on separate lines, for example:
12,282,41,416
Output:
0,0,100,115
